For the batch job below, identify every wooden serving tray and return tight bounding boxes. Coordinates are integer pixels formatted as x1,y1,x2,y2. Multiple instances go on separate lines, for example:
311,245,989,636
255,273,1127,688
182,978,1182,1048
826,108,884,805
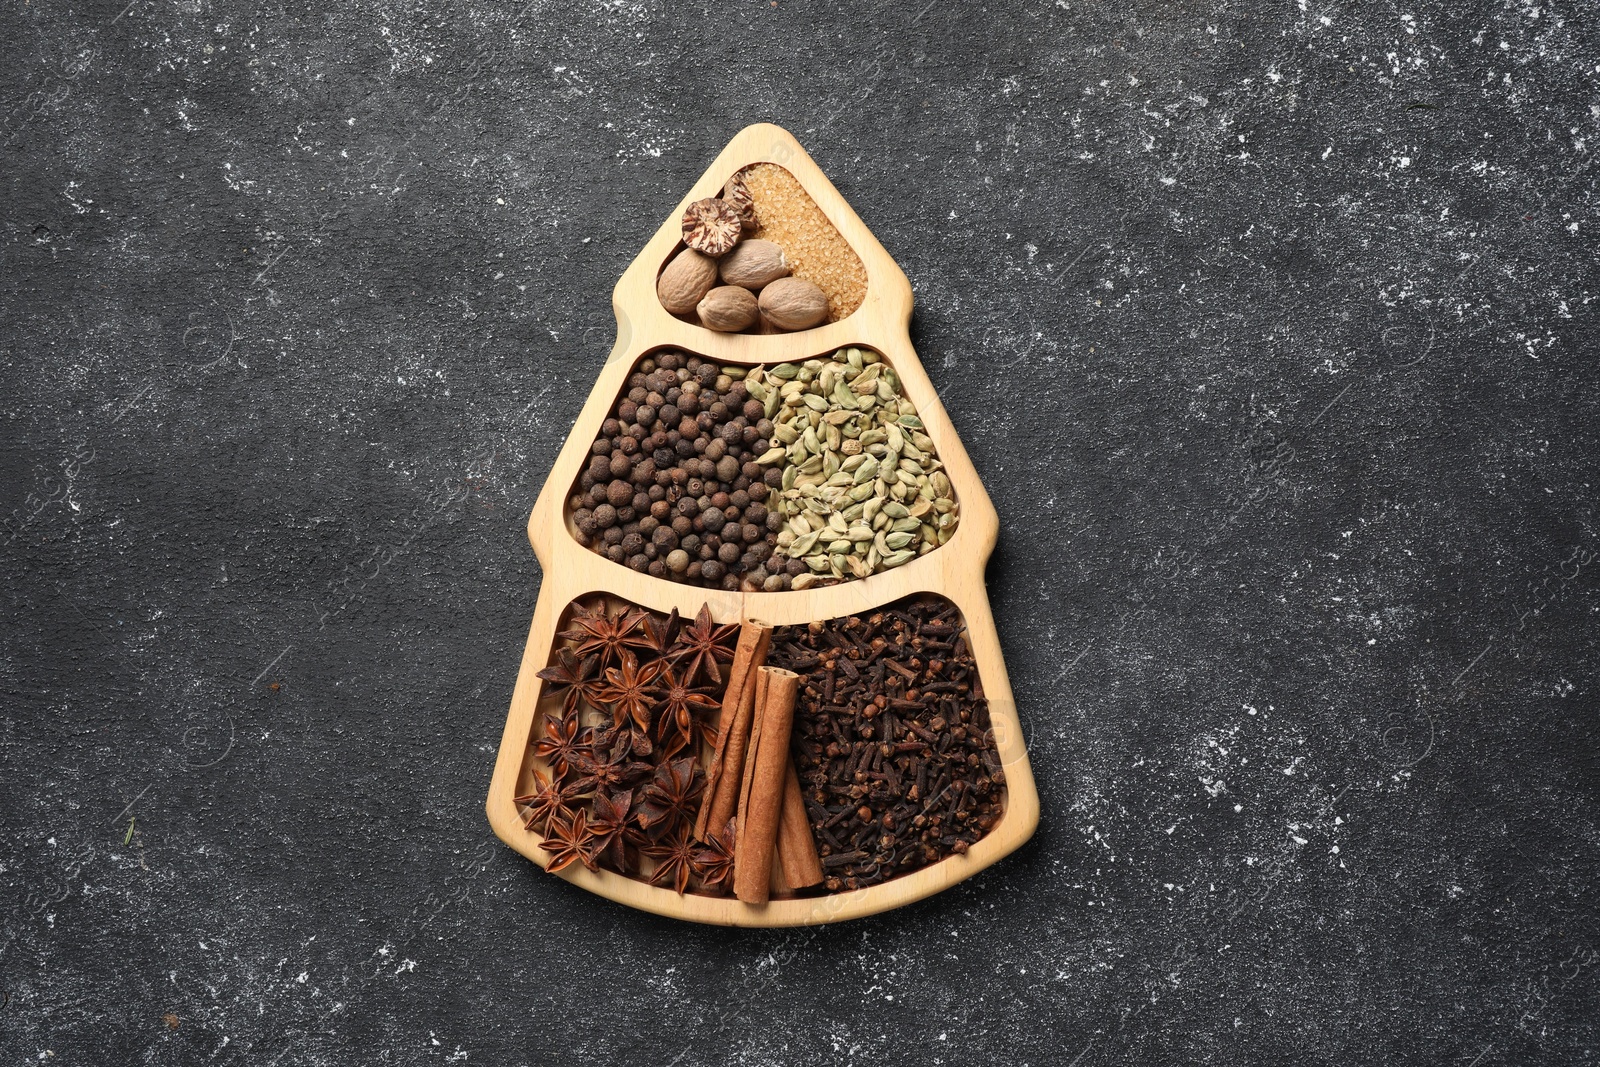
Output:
485,123,1039,926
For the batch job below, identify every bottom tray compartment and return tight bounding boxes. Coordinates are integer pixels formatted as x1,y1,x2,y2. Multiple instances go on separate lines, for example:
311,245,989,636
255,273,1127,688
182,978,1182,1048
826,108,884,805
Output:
511,591,1008,904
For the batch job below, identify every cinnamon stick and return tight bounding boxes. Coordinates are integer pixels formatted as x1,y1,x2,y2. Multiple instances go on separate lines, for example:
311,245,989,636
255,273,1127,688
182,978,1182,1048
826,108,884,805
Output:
695,620,771,840
734,666,800,904
734,668,770,851
775,761,823,890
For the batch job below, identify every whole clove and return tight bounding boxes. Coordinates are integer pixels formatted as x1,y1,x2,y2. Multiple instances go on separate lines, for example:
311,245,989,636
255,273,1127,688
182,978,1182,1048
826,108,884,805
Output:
768,595,1005,892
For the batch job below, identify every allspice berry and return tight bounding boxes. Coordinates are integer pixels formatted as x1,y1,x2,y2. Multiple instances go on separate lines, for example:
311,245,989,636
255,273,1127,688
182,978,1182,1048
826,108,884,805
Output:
573,351,790,590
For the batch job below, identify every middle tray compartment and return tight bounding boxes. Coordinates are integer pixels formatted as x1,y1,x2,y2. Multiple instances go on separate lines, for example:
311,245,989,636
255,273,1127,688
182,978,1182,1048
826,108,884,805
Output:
563,344,963,593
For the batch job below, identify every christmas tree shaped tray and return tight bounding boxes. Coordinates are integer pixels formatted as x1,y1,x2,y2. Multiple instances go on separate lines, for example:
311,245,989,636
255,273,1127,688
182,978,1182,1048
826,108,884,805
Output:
485,123,1038,926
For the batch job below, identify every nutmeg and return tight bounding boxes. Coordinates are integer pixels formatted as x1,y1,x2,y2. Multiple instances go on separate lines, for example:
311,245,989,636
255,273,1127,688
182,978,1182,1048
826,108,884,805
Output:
696,285,759,332
657,248,718,315
681,197,743,256
721,168,758,229
758,276,829,331
719,239,789,291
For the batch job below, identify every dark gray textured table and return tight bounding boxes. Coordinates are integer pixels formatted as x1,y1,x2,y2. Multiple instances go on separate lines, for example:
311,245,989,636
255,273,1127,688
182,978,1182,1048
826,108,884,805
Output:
4,1,1598,1063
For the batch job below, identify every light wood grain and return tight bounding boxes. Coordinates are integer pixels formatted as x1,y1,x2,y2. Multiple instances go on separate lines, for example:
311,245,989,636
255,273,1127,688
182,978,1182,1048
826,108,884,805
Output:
485,123,1039,926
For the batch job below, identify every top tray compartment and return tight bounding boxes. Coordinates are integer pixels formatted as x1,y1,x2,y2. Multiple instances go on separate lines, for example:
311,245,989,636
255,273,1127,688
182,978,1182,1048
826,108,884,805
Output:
656,163,868,335
591,125,916,364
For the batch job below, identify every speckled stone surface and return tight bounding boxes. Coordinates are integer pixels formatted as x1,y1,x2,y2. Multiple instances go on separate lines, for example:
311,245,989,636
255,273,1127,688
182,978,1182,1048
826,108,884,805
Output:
4,0,1599,1063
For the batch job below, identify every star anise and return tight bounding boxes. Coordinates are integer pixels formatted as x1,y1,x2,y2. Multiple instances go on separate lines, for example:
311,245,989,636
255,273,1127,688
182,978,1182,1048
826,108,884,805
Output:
690,818,737,895
532,707,591,783
513,768,580,834
535,648,601,716
646,664,722,758
636,757,704,838
586,788,634,874
560,601,655,669
569,732,653,796
643,821,699,894
593,655,664,756
540,807,596,874
667,603,738,687
637,606,681,657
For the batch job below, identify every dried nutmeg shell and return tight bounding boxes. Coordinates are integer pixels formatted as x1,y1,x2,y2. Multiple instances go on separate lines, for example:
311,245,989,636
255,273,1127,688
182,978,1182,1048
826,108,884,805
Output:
719,239,789,291
681,197,743,256
758,276,829,332
721,168,758,229
696,285,759,333
657,248,719,315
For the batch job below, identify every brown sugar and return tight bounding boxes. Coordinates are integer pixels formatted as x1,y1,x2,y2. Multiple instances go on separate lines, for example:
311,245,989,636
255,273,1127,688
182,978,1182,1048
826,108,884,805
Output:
739,164,867,322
